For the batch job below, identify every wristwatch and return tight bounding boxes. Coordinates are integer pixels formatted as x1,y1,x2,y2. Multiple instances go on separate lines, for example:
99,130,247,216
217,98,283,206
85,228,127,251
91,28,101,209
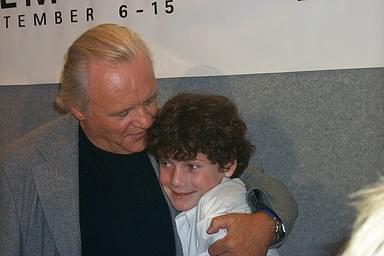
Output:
246,189,287,247
269,213,286,246
255,207,287,247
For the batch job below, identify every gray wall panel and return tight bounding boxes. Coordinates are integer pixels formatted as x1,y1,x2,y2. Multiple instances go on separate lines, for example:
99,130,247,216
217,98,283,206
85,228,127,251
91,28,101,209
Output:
1,68,383,255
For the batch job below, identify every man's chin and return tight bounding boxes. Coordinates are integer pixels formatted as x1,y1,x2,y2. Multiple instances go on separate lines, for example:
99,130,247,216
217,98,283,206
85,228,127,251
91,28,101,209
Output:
122,141,146,154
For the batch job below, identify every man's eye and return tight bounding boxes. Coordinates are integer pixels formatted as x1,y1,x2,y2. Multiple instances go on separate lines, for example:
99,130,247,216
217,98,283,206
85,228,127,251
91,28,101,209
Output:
118,112,128,117
145,97,156,106
117,109,133,117
145,100,152,106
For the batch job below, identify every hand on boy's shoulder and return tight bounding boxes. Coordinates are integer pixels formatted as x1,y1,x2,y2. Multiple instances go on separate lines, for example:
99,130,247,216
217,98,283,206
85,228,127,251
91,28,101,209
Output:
207,212,275,256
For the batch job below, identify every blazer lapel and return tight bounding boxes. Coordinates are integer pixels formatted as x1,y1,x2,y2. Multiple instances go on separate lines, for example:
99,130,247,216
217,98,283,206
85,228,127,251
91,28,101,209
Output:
32,115,81,256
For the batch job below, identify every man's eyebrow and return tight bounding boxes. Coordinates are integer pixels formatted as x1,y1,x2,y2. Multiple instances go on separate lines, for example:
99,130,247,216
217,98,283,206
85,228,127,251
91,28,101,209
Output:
113,91,157,115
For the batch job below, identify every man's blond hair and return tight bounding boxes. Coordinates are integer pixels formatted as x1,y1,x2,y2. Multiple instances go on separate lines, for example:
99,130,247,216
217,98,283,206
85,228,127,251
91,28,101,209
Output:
56,23,153,112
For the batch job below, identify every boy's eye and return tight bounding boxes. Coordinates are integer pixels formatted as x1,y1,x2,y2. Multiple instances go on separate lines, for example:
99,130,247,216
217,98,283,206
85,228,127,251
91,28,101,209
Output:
187,164,199,170
159,160,171,167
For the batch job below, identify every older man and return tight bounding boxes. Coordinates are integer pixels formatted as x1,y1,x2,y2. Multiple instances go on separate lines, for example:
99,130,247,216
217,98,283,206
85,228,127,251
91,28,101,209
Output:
0,24,297,256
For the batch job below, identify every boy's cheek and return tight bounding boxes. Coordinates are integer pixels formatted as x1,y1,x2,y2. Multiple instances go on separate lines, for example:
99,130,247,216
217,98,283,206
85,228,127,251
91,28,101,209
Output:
159,171,170,185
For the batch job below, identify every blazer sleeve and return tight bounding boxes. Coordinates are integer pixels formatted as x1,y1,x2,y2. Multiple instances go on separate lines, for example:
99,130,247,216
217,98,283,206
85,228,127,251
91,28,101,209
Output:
0,166,22,256
239,165,298,239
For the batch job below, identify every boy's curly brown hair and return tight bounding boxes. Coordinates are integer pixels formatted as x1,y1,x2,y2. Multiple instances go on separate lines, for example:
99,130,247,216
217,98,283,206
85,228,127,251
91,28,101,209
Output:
146,93,255,176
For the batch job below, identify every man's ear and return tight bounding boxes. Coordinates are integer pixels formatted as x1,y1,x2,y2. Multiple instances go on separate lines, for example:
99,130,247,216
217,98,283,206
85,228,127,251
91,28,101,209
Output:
69,105,86,121
223,160,238,178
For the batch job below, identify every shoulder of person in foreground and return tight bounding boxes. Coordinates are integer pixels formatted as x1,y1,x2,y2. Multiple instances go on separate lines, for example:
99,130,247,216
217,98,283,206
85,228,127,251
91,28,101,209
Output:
340,177,384,256
239,164,298,242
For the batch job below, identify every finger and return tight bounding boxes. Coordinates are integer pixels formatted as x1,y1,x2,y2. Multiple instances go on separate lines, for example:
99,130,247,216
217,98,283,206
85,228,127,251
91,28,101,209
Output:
209,251,232,256
208,236,231,256
207,214,235,234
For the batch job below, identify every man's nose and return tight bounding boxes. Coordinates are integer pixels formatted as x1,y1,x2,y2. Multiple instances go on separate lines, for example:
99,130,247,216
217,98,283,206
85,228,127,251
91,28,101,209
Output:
132,106,154,128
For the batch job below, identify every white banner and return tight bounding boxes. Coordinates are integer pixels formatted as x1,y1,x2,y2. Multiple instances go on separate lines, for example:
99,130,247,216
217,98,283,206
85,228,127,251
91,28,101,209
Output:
0,0,383,85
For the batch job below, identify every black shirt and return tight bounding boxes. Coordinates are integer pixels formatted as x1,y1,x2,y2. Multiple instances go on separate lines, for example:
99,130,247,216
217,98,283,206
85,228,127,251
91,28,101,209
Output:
78,127,175,256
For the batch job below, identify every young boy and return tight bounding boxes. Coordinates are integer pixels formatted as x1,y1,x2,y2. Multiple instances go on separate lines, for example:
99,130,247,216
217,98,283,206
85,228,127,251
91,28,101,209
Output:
146,93,280,256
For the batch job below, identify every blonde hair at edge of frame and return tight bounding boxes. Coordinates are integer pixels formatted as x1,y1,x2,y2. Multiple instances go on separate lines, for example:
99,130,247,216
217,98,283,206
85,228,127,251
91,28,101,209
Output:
55,23,153,113
341,177,384,256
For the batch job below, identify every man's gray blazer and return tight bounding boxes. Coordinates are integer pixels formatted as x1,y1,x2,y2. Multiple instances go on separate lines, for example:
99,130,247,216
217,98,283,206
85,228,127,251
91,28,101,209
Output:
0,114,297,256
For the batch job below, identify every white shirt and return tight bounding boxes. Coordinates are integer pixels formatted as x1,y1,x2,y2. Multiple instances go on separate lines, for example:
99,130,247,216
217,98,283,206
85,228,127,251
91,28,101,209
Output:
175,177,280,256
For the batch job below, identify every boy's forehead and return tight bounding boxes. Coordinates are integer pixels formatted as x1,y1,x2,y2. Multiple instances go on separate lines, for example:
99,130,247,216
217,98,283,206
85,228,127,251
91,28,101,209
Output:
163,152,211,162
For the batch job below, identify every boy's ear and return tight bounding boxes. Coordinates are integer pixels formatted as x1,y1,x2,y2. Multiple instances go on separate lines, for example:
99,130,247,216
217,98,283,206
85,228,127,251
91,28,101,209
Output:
223,160,237,178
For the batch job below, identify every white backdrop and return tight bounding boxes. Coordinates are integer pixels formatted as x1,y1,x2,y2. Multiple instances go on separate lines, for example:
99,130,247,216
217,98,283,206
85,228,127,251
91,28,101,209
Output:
0,0,383,85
